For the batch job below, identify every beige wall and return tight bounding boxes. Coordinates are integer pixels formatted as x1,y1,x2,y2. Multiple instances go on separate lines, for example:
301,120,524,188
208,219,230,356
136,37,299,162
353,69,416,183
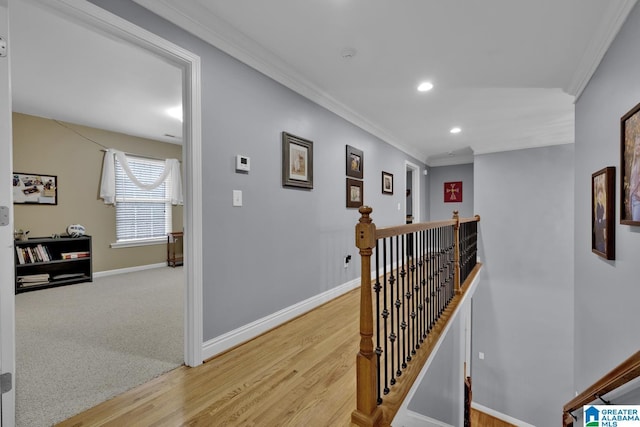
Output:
12,113,183,272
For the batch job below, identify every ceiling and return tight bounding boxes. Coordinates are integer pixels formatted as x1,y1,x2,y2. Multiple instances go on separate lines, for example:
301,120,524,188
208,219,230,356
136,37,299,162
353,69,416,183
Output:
10,0,638,165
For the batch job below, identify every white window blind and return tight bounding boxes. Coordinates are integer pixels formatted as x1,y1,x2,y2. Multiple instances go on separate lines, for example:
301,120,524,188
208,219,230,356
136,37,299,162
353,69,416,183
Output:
115,156,172,242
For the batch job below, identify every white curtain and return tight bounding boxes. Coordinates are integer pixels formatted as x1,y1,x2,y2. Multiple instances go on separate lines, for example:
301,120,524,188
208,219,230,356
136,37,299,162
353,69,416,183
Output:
99,149,183,205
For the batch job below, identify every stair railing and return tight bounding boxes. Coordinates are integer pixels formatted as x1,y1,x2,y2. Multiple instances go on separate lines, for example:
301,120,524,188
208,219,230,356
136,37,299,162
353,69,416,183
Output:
563,350,640,426
351,206,481,427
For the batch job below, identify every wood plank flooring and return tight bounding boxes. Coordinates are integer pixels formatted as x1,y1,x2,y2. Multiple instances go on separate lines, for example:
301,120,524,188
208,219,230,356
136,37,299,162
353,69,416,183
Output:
57,289,361,426
57,282,508,427
471,408,517,427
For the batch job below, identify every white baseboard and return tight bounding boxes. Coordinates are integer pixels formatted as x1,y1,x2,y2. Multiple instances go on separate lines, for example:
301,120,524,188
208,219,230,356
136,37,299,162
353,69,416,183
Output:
93,262,168,278
393,410,454,427
471,402,536,427
202,277,360,360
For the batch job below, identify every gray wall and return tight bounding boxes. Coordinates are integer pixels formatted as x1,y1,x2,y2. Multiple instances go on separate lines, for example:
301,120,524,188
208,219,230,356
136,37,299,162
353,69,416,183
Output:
408,313,463,426
473,144,574,426
574,1,640,393
88,0,428,340
429,163,474,220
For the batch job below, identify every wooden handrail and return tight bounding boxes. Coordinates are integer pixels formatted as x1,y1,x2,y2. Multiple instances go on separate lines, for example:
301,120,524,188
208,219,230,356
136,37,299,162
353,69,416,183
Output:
563,350,640,425
352,207,480,427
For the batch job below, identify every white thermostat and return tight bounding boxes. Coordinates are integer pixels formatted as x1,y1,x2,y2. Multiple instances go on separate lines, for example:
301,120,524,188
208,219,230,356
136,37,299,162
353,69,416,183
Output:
236,155,250,172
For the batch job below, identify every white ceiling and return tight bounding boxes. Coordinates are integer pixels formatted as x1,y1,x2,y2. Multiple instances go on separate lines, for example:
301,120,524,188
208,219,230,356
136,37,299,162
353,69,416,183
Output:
10,0,183,145
10,0,639,165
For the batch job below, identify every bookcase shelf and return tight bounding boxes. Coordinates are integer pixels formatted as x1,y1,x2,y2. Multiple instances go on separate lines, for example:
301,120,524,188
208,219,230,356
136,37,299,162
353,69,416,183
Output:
15,235,92,294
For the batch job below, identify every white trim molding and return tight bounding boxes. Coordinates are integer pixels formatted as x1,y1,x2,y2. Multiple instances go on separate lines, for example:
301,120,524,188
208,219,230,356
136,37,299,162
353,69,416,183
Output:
93,262,167,279
38,0,204,368
202,277,360,360
131,0,427,163
567,0,638,99
471,402,537,427
393,410,454,427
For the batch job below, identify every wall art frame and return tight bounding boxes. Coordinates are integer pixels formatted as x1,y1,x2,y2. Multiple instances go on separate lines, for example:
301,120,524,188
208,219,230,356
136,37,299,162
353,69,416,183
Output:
346,145,364,179
621,101,640,225
444,181,463,203
346,178,364,208
592,167,615,260
382,171,393,194
282,131,313,189
13,172,58,205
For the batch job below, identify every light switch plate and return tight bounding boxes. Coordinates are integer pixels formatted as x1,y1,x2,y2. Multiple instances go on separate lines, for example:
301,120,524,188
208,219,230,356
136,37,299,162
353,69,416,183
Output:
233,190,242,207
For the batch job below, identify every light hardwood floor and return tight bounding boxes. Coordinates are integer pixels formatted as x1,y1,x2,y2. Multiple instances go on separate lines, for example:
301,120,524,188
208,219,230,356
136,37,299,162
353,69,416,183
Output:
58,289,361,426
471,409,517,427
57,285,503,427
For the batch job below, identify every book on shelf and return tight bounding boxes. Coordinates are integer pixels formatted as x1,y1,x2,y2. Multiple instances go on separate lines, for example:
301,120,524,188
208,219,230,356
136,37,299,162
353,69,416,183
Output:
17,273,50,287
60,251,90,260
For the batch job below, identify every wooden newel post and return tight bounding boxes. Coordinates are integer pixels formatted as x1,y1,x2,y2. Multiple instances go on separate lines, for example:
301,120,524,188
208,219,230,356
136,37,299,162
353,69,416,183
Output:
351,206,383,427
453,210,461,295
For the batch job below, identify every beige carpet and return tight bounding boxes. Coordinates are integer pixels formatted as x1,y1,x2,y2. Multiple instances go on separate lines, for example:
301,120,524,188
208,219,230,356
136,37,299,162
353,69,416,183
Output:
15,266,184,427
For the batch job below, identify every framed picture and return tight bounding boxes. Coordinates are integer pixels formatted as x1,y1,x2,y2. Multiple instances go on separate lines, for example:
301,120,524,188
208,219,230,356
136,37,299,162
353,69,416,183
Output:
346,178,364,208
592,167,615,260
13,173,57,205
382,171,393,194
621,102,640,225
346,145,364,179
282,132,313,189
444,181,463,203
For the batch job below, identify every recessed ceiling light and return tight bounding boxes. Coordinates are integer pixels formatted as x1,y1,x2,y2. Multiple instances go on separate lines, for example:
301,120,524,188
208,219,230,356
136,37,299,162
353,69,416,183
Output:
166,106,183,122
450,127,462,134
417,82,434,92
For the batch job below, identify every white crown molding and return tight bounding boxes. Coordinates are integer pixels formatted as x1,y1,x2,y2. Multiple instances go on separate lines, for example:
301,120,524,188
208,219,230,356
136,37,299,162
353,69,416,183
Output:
566,0,638,99
131,0,427,163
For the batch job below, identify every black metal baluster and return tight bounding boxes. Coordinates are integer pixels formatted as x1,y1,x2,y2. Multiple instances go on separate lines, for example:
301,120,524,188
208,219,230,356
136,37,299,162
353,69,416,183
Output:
381,239,390,396
410,231,417,357
374,244,383,404
388,237,396,386
400,234,407,370
395,235,403,377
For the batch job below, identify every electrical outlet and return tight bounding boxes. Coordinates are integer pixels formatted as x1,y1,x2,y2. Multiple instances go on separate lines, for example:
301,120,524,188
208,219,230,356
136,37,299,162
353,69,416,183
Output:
344,254,352,268
479,352,485,360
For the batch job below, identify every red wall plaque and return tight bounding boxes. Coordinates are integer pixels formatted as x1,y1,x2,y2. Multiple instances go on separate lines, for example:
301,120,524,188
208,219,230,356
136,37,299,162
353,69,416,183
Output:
444,181,462,203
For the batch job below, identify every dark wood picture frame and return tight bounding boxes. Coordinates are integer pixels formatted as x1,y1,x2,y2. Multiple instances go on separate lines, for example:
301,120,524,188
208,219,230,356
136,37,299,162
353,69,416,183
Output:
382,171,393,194
592,167,615,260
346,178,364,208
282,132,313,189
621,102,640,225
346,145,364,179
13,172,58,205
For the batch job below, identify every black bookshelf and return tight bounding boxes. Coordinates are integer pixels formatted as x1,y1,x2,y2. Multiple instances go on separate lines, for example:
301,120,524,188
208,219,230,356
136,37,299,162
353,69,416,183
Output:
14,235,92,293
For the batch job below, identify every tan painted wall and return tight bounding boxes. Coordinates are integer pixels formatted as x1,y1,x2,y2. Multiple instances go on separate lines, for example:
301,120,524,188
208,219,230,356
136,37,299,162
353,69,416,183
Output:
12,113,183,272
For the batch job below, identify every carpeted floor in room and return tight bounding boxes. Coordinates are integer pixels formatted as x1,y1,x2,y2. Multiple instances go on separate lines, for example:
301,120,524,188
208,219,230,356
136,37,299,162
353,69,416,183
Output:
15,266,184,427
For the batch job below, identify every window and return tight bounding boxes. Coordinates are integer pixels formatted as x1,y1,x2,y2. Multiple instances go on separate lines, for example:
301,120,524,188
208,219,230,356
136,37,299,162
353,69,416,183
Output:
114,156,172,245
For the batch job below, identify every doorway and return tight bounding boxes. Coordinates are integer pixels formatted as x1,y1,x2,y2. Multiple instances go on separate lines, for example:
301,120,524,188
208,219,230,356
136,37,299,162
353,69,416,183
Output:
4,0,203,423
405,161,421,223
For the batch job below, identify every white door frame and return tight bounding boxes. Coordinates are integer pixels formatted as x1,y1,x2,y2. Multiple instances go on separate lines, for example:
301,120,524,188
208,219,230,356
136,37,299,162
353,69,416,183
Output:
405,161,421,222
20,0,204,367
1,3,16,424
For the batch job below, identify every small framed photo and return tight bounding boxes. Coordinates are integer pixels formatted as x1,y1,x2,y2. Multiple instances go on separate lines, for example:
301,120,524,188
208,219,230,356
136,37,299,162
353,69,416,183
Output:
444,181,462,203
346,178,364,208
382,171,393,194
282,132,313,189
13,173,57,205
592,167,615,260
620,102,640,225
346,145,364,179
